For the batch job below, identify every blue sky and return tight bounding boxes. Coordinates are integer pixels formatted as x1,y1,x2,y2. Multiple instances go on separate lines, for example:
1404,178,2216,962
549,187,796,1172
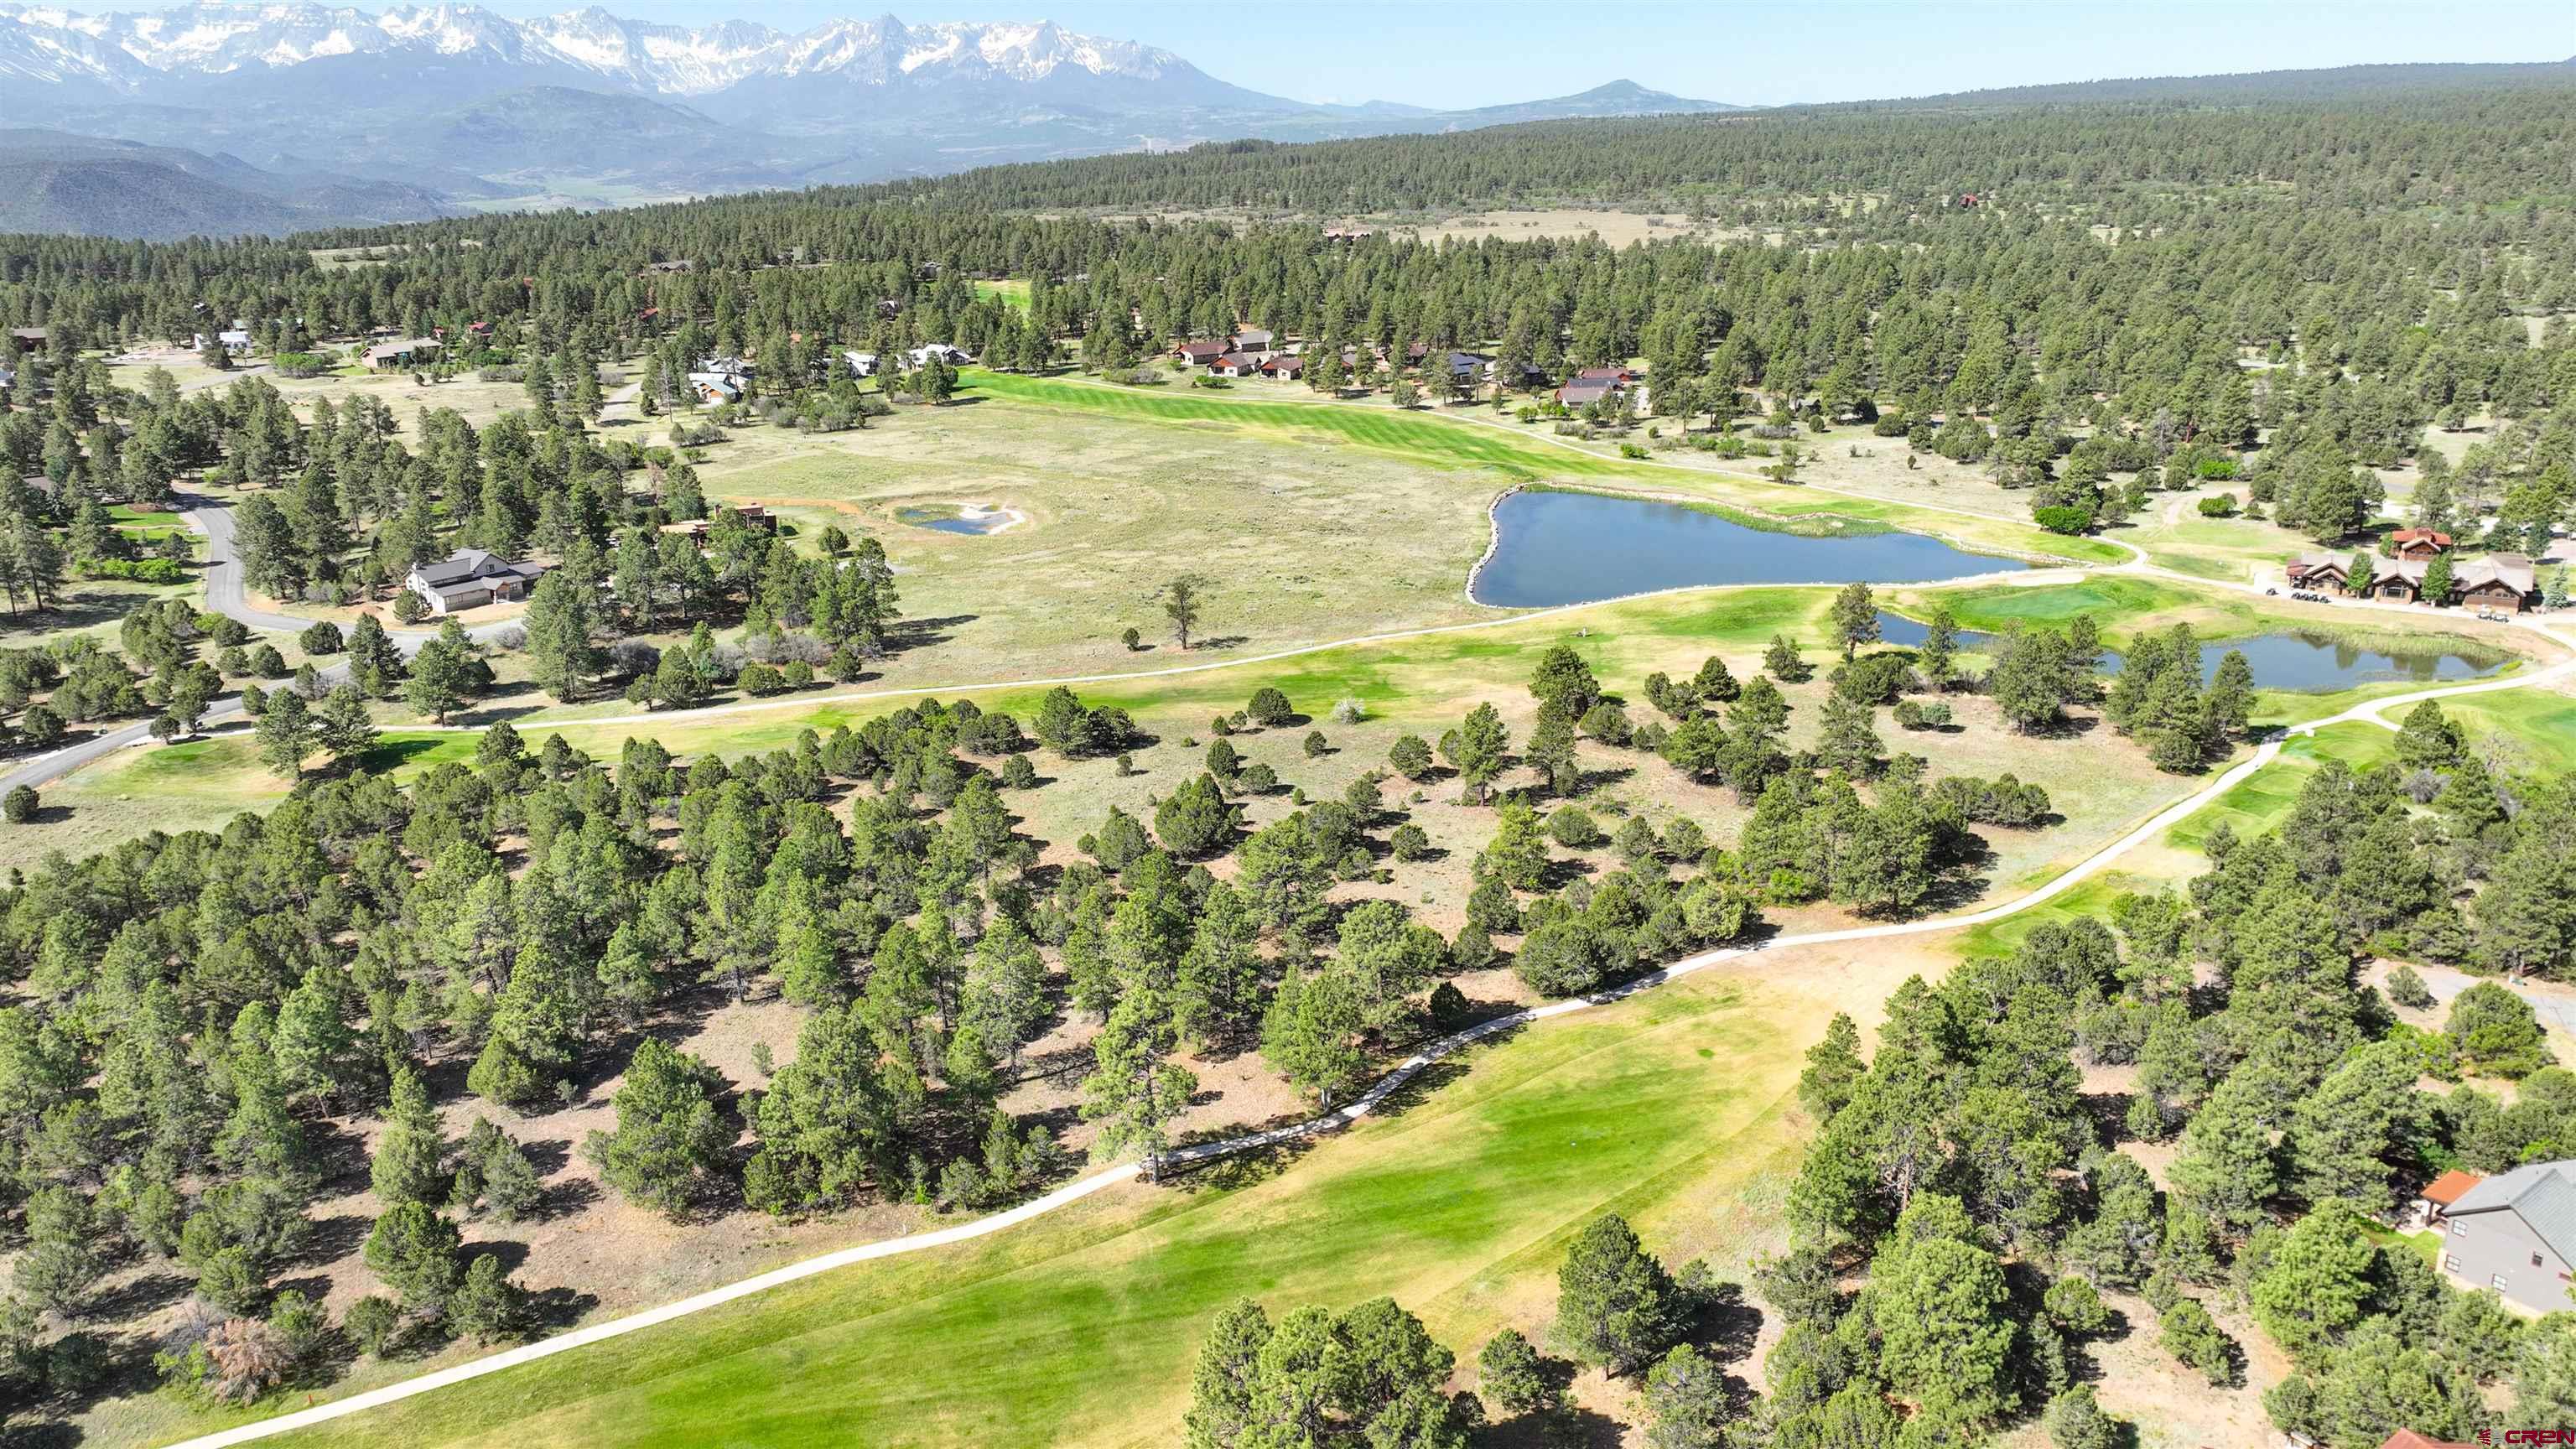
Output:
163,1,2576,107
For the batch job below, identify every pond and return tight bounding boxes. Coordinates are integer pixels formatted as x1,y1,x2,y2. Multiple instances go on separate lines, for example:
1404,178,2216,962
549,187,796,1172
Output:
1468,490,2028,608
897,503,1019,535
1872,610,2509,692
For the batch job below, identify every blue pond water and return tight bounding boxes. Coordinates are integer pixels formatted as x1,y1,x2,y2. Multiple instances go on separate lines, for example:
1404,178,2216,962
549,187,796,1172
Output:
1468,490,2028,608
1872,611,2506,692
898,505,1009,535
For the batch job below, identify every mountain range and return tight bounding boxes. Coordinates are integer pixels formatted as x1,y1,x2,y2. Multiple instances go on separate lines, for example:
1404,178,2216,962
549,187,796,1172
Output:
0,3,1744,234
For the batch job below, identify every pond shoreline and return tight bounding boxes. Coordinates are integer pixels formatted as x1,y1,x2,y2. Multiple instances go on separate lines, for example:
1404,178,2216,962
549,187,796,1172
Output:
1473,485,2050,608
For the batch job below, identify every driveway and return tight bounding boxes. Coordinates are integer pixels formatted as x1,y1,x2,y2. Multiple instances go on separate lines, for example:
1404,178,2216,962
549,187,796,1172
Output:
0,496,519,796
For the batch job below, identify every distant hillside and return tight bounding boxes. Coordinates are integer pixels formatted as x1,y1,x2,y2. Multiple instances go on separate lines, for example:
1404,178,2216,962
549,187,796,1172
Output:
0,131,452,238
1858,58,2576,108
1426,79,1748,129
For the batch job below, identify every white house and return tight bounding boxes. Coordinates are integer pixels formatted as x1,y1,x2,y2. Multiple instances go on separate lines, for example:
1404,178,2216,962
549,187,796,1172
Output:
406,549,546,615
906,343,972,367
844,350,879,378
194,329,252,355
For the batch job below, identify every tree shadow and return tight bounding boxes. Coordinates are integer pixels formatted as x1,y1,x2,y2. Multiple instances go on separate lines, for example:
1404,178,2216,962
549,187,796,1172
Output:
1166,1132,1322,1196
1482,1405,1628,1449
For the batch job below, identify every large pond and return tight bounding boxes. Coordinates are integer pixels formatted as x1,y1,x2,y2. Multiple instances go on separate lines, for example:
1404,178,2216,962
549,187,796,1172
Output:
1872,610,2509,692
1469,489,2028,608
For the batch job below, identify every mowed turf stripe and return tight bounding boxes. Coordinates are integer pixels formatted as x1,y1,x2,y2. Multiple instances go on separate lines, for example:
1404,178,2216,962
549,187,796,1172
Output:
274,979,1787,1449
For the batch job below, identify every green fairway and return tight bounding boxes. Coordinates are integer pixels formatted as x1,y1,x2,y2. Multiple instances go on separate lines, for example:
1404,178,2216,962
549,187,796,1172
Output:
262,973,1817,1449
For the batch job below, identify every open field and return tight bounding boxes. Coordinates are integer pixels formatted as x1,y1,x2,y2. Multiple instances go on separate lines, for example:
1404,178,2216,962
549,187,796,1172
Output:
963,371,2134,568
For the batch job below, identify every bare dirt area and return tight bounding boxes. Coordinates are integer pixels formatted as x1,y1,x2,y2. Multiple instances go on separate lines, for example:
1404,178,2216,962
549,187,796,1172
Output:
1397,209,1772,249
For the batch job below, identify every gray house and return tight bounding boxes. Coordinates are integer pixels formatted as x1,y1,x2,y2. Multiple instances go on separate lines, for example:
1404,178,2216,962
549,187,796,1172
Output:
407,549,545,615
2438,1160,2576,1312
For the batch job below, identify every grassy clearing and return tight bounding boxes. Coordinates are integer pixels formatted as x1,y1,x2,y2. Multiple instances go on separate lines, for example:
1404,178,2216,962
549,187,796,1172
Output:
251,970,1820,1449
972,278,1031,313
963,371,2129,568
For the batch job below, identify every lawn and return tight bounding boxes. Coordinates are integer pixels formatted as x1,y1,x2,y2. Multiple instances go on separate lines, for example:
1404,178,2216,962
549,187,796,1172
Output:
216,970,1824,1449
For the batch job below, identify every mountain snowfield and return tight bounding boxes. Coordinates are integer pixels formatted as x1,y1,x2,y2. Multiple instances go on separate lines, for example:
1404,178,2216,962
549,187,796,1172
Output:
0,3,1196,95
0,3,1741,235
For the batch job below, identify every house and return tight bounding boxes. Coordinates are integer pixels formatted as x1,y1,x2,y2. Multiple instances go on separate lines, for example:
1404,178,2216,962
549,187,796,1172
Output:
2392,527,2453,560
194,329,252,355
406,549,545,615
907,343,972,368
1555,380,1622,409
364,337,438,370
1175,340,1229,366
2410,1170,2484,1231
685,371,742,404
7,327,44,348
1574,366,1641,385
695,354,753,378
1229,328,1275,353
2455,553,2538,613
2287,555,2353,591
1322,226,1374,242
844,351,880,379
1259,354,1306,381
1442,351,1493,383
1212,352,1261,378
643,259,695,274
2435,1158,2576,1311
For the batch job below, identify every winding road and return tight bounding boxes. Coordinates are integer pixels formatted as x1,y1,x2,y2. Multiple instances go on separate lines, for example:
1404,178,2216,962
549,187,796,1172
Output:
0,496,522,798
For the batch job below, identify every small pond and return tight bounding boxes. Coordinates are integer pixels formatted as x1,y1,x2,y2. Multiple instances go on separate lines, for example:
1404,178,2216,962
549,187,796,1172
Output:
1872,610,2509,692
1469,490,2028,608
898,503,1015,535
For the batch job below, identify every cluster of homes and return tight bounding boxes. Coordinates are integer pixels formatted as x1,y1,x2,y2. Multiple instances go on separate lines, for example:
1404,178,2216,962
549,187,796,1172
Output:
1173,328,1304,380
1166,330,1639,407
2285,528,2541,612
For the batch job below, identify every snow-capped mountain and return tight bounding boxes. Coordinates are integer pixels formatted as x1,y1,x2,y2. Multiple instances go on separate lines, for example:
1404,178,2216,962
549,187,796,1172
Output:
0,4,1741,221
0,3,1209,97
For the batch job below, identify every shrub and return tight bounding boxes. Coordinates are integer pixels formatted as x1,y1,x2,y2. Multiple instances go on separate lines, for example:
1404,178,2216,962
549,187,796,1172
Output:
1390,823,1431,860
298,621,345,655
776,659,814,690
2447,982,2548,1078
2044,1385,2126,1449
1247,687,1294,727
1547,808,1603,848
1479,1327,1555,1415
1302,730,1328,758
2,786,35,823
2385,963,2437,1010
1893,699,1954,730
2195,493,2240,518
1329,698,1366,724
735,662,783,696
86,558,187,583
343,1296,402,1357
1428,981,1471,1027
2033,504,2096,535
1120,626,1141,651
2160,1297,2237,1386
1618,443,1649,460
